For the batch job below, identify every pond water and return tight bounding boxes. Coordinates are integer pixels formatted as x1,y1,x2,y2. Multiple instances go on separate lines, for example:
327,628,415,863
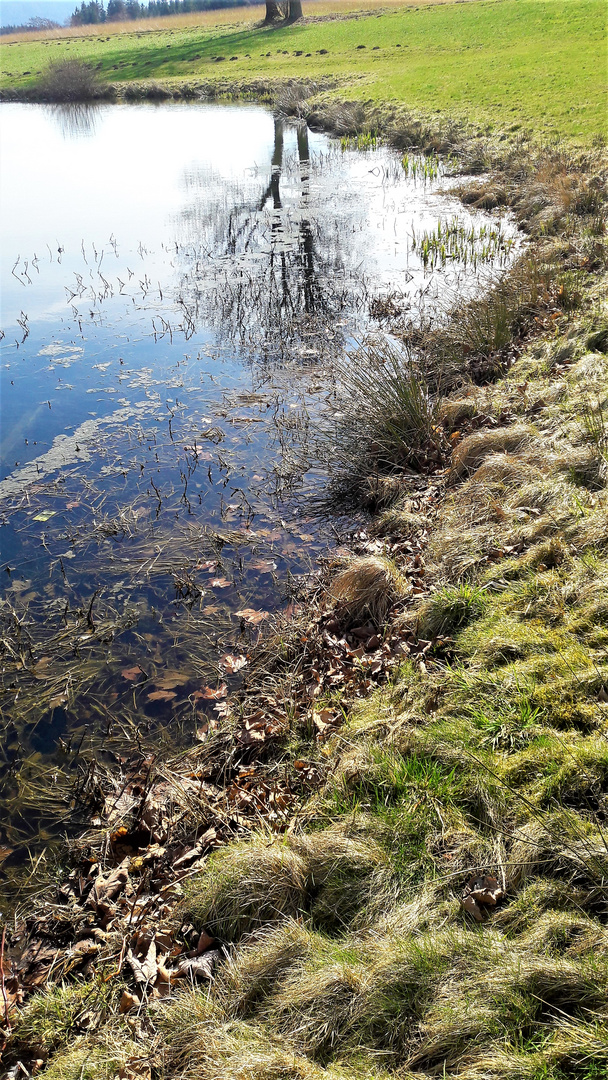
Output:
0,101,518,898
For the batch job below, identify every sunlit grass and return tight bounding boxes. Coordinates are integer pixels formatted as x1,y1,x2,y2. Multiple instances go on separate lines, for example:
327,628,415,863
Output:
0,0,456,43
1,0,605,142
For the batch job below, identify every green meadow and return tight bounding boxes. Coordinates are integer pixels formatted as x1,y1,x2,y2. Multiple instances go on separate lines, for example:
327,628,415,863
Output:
1,0,606,142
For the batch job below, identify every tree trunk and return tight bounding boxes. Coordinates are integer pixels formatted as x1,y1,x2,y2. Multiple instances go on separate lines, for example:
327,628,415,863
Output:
287,0,303,21
264,0,281,22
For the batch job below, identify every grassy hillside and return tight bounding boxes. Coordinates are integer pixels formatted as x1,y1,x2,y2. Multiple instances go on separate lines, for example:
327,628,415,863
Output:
1,0,606,142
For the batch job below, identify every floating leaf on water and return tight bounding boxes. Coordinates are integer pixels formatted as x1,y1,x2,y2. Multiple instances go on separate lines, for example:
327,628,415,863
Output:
210,577,232,589
147,689,177,702
219,653,247,673
49,692,68,709
193,683,228,701
235,608,270,625
121,665,145,681
32,511,56,522
154,670,189,690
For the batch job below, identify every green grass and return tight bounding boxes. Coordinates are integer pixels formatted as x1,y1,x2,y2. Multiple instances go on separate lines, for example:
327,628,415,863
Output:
2,0,606,142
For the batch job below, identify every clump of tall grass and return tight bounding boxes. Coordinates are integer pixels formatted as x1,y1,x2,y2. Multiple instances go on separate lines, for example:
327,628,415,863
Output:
328,554,408,627
37,58,100,102
422,258,558,386
14,979,115,1055
418,582,488,638
317,338,443,506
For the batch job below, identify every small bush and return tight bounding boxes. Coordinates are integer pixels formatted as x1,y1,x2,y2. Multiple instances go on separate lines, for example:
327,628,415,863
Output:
38,59,99,102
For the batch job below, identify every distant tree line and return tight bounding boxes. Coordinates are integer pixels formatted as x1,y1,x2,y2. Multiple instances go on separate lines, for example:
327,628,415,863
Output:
1,16,62,35
70,0,254,24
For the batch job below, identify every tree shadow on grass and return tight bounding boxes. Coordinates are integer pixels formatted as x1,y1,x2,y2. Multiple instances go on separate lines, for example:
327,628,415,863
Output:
96,23,306,81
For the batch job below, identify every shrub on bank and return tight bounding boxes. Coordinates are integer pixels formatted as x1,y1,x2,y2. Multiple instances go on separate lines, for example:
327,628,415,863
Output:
37,59,100,102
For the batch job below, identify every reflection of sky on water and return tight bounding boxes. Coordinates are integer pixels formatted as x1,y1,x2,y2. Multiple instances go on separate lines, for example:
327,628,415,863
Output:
1,103,518,481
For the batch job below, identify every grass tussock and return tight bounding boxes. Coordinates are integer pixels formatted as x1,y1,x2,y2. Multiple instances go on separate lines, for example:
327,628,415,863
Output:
317,339,443,506
328,554,408,627
13,979,115,1056
181,824,396,941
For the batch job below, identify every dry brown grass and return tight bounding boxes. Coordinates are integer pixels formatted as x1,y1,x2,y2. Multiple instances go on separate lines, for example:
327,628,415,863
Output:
449,424,536,480
329,555,407,626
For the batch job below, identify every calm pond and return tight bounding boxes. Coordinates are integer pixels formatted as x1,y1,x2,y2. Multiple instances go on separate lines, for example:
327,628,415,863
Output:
0,101,517,899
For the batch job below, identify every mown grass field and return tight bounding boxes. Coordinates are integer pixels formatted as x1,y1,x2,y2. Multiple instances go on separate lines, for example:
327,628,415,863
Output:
1,0,606,142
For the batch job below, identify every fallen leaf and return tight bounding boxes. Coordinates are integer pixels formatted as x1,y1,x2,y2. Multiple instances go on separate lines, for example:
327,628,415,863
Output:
462,894,484,922
197,931,215,954
469,873,503,907
176,949,221,980
193,683,228,701
219,653,247,673
119,990,141,1014
49,693,68,709
127,939,157,985
154,670,188,690
210,577,232,589
147,689,177,702
235,607,270,625
33,657,52,680
251,559,277,572
122,665,144,682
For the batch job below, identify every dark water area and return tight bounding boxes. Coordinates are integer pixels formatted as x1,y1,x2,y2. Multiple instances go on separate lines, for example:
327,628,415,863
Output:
0,100,518,903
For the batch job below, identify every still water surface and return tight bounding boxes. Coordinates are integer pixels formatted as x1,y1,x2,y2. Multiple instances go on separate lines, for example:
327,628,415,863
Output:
0,101,517,893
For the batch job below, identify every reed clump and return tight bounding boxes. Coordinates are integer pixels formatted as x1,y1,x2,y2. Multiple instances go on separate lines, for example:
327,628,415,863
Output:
317,338,444,507
37,58,102,101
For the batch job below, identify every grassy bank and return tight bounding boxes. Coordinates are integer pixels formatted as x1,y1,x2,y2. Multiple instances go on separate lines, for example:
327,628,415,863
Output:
1,0,606,142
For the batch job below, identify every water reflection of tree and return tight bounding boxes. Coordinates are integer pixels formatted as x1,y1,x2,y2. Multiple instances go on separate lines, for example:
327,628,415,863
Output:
45,102,102,140
175,119,361,362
